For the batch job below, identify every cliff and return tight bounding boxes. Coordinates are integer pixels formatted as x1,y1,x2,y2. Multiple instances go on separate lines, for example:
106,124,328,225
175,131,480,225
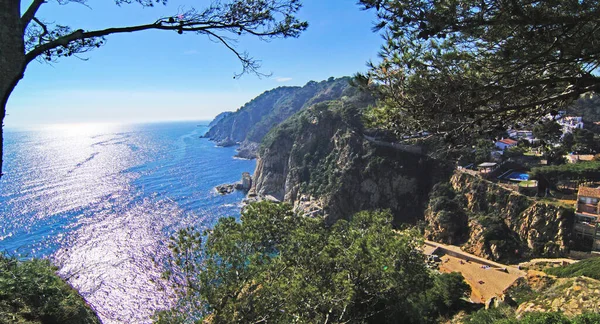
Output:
204,77,355,158
250,99,451,224
425,171,574,262
515,275,600,317
208,111,233,128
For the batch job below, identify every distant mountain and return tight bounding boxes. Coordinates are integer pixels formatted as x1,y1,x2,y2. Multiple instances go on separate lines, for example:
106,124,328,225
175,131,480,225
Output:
203,77,354,158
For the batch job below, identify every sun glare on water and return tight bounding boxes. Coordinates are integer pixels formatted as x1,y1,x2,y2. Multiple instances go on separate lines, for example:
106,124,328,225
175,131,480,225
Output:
42,122,123,137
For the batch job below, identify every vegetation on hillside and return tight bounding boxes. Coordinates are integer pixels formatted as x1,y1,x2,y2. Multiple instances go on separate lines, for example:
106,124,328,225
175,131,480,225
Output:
545,258,600,280
205,77,366,146
0,255,100,324
569,94,600,127
530,161,600,187
156,201,470,323
465,306,600,324
260,99,367,197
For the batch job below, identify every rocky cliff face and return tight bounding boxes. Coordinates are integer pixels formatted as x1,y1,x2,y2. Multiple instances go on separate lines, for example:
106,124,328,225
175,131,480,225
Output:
208,111,233,128
517,276,600,316
425,171,574,261
251,99,451,224
204,77,354,158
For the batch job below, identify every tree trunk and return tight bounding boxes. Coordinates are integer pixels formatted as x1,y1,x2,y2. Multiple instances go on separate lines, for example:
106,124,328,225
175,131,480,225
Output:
0,0,26,178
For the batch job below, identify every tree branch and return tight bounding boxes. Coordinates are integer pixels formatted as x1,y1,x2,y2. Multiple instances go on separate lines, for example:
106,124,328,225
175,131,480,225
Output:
21,0,46,32
24,20,272,68
31,17,48,45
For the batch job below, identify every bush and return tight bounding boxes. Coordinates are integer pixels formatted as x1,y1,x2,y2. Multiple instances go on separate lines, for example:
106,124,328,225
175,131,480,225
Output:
572,313,600,324
463,305,515,324
545,258,600,280
464,309,599,324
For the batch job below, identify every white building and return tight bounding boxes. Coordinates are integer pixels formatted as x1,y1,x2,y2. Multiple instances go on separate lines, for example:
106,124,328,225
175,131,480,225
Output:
557,116,584,134
507,129,538,144
495,138,518,150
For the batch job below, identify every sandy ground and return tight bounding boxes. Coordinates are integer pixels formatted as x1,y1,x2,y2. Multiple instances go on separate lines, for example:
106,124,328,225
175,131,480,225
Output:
439,255,524,304
423,244,439,256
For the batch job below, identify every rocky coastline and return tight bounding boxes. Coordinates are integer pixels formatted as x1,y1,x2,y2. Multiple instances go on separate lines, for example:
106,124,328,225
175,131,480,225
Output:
215,172,253,195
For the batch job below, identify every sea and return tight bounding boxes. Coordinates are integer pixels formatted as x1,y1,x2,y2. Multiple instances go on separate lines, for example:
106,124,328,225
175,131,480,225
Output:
0,121,255,323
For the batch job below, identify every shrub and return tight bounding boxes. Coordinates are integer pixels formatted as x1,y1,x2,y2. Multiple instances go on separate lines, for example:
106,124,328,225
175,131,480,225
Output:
545,258,600,280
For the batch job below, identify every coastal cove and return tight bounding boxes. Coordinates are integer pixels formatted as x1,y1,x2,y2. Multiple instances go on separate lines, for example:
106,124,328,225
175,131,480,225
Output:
0,121,255,323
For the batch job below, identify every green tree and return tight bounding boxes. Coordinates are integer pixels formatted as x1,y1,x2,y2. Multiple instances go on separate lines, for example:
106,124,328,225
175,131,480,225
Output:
572,128,598,153
158,202,471,323
544,145,567,166
474,139,495,164
562,132,575,152
358,0,600,142
518,312,571,324
572,313,600,324
465,309,600,324
0,0,307,177
533,121,563,145
503,145,527,160
0,254,100,323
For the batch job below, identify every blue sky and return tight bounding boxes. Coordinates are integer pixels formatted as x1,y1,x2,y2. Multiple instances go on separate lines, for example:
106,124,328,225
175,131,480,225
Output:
7,0,383,127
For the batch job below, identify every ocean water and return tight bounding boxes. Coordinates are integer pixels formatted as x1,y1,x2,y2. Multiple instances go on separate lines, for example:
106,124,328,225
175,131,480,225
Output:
0,121,255,323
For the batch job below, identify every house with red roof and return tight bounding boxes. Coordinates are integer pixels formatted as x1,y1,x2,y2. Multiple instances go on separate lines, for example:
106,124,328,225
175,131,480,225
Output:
495,138,518,151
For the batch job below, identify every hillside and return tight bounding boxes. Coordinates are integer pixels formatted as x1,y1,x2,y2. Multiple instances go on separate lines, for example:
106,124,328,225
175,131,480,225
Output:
424,172,573,262
545,257,600,280
250,98,452,224
203,77,356,158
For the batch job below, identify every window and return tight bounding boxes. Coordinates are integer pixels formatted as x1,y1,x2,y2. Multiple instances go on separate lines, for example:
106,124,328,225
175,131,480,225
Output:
580,197,597,204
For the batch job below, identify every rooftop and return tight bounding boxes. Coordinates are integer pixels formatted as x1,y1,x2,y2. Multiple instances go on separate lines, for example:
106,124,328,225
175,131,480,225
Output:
567,154,595,162
498,138,518,145
578,186,600,199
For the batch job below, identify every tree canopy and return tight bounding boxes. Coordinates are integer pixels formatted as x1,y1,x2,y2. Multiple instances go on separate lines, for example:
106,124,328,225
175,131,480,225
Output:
0,0,308,177
358,0,600,142
533,120,562,144
156,201,470,323
530,161,600,186
0,254,100,323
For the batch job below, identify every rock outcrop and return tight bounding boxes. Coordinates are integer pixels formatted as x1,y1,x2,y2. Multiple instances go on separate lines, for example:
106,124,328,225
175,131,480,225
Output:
237,172,252,191
204,77,356,157
515,276,600,317
216,184,236,195
216,172,253,195
425,171,574,261
250,99,451,224
235,141,260,159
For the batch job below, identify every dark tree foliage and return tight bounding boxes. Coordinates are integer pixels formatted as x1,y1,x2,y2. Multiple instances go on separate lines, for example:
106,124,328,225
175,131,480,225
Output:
0,254,100,323
465,308,600,324
0,0,308,177
358,0,600,143
572,128,600,153
530,161,600,186
533,120,563,144
568,93,600,125
157,201,470,323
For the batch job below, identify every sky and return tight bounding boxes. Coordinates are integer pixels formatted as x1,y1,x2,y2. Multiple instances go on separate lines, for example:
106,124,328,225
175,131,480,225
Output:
6,0,384,127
